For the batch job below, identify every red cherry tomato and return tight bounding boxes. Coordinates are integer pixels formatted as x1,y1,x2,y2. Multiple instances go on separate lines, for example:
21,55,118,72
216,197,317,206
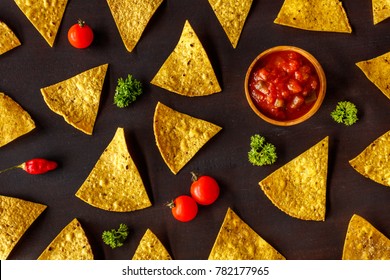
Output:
190,173,220,205
168,195,198,222
68,19,94,49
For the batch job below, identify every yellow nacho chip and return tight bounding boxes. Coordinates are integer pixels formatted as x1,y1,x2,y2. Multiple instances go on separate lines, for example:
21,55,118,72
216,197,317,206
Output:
274,0,352,33
106,0,163,52
132,229,172,260
151,20,221,97
259,137,329,221
0,195,46,260
76,127,152,212
40,64,108,135
208,208,285,260
38,218,94,260
372,0,390,24
207,0,253,48
14,0,68,47
349,130,390,187
0,21,21,55
342,214,390,260
0,92,35,148
356,51,390,101
153,102,222,174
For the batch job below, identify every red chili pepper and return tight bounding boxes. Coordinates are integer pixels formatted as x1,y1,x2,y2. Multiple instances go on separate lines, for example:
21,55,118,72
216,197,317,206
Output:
22,158,58,174
0,158,58,175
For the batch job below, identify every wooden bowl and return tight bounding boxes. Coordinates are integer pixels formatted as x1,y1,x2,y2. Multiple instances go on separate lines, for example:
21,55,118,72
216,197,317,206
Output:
244,46,326,126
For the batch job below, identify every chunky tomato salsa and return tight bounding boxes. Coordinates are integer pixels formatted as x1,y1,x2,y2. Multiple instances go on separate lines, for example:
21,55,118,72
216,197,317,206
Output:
248,50,320,121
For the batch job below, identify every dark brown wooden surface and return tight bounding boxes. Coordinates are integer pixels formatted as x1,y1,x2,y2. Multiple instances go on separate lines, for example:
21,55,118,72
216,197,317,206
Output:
1,0,389,260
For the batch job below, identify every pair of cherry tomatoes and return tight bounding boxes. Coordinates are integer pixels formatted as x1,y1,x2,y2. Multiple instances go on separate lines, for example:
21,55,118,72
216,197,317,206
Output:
68,19,94,49
169,173,220,222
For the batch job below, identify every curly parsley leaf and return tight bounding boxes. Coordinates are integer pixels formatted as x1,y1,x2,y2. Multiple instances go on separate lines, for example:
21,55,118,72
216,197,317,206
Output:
102,223,129,249
114,74,143,108
330,101,358,126
248,134,277,166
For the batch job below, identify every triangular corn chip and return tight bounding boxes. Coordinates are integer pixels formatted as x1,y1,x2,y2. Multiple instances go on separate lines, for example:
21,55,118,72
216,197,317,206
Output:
132,229,172,260
207,0,253,48
0,92,35,148
153,102,222,174
106,0,163,52
0,195,46,260
151,20,221,97
259,136,329,221
40,64,108,135
349,130,390,187
14,0,68,47
342,214,390,260
38,218,93,260
372,0,390,24
356,52,390,101
274,0,352,33
0,21,21,55
208,208,285,260
76,127,152,212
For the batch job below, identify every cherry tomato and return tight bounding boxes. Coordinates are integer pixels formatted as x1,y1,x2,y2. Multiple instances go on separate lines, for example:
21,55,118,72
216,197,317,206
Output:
168,195,198,222
68,19,94,49
190,173,220,205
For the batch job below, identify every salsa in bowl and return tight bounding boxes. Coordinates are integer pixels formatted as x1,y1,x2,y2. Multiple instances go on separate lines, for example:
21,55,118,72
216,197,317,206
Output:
245,46,326,126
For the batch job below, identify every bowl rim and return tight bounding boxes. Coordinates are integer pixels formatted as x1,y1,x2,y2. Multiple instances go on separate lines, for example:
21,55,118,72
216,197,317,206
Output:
244,45,327,126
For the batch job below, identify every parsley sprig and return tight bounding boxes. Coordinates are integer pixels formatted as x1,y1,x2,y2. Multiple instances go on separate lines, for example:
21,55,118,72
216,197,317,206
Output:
113,74,143,108
102,223,129,249
330,101,359,126
248,134,277,166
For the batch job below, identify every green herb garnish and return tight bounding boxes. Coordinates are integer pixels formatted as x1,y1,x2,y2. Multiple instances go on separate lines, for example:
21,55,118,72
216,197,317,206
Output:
102,223,129,249
330,101,358,126
248,134,277,166
113,74,143,108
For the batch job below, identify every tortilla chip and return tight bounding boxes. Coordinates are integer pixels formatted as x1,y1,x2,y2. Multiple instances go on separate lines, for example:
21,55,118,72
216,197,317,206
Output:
153,102,222,174
349,130,390,187
75,127,152,212
207,0,253,48
0,92,35,148
356,52,390,101
40,64,108,135
259,136,329,221
372,0,390,24
0,195,46,260
14,0,68,47
274,0,352,33
208,208,285,260
106,0,163,52
38,218,93,260
0,21,21,55
342,214,390,260
151,20,221,97
132,229,172,260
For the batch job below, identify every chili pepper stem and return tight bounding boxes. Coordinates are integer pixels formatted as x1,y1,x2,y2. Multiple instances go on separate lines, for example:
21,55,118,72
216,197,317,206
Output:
0,163,25,174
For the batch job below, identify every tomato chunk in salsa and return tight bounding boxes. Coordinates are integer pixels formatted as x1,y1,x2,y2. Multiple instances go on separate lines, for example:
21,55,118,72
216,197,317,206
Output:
249,51,319,121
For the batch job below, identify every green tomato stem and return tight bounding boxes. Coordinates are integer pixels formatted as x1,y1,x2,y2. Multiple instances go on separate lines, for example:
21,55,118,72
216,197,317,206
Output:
77,19,85,27
166,200,175,209
190,171,199,182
